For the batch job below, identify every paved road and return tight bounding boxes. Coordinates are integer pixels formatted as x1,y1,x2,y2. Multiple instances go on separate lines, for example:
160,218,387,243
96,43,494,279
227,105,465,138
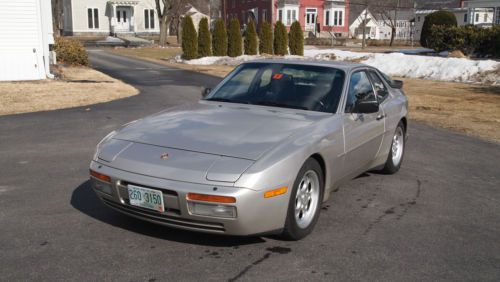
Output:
1,50,499,281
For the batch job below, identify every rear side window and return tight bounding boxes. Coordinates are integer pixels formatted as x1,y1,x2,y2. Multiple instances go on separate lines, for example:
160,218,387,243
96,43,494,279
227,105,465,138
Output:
368,71,389,101
345,71,376,113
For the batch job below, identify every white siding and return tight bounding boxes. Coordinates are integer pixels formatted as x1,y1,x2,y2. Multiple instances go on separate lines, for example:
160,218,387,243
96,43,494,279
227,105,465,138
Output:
0,0,45,81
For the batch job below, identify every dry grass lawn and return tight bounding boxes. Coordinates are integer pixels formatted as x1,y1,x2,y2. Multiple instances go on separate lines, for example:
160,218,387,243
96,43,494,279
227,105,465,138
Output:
401,78,500,142
0,66,138,116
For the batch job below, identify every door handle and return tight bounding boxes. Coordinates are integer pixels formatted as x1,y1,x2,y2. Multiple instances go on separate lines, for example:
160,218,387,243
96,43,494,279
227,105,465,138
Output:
376,114,386,120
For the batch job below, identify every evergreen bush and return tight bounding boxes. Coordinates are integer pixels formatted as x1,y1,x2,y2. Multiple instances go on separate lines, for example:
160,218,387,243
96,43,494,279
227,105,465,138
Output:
259,21,273,55
181,16,198,60
274,21,288,56
212,19,228,56
197,17,211,57
244,20,258,55
227,18,243,57
420,10,457,47
288,21,304,55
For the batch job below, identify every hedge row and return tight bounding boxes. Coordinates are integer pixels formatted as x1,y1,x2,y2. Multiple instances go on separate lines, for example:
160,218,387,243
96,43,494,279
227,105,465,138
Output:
181,18,305,59
428,25,500,57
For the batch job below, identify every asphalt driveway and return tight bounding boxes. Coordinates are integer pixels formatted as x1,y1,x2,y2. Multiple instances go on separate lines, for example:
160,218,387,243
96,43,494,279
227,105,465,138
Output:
0,50,499,281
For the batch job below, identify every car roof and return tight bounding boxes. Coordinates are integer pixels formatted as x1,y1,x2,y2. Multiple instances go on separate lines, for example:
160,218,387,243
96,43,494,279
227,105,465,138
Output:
245,59,369,71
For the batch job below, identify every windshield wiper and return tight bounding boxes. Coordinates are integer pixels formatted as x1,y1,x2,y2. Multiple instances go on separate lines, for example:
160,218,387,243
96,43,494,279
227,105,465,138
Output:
205,97,250,104
253,101,308,110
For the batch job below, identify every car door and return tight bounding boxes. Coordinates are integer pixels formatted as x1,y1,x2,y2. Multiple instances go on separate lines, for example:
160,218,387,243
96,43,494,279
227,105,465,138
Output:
367,70,403,159
341,70,385,177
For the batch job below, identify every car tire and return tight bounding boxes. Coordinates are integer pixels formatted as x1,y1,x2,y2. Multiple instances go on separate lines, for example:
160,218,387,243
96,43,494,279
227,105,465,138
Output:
282,158,324,240
381,121,406,174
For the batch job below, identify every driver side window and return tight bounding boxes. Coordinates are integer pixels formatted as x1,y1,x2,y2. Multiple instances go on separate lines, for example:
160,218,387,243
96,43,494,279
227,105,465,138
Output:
345,71,376,113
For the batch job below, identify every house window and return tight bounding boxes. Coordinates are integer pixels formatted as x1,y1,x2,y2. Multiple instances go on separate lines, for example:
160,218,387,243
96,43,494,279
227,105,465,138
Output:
279,6,298,26
325,10,330,26
484,13,487,22
417,16,421,22
145,9,155,29
332,10,343,26
286,9,297,25
88,8,99,29
476,13,479,22
464,13,467,23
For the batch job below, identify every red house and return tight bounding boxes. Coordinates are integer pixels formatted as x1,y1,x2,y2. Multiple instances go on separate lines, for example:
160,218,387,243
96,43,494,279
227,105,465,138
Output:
224,0,350,37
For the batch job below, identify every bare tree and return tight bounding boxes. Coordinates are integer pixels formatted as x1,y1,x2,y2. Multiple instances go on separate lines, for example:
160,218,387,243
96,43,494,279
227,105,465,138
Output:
361,1,369,49
155,0,186,46
372,0,414,46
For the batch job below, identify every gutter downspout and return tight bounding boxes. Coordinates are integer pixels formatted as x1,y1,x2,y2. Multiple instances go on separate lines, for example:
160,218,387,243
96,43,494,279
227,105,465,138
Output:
40,0,55,79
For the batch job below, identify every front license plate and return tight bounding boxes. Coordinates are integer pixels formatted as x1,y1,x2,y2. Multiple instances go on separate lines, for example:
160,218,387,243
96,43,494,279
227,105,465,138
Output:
127,185,164,212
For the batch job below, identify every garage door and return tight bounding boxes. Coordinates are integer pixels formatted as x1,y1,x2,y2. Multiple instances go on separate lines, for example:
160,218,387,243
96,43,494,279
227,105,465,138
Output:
0,0,45,81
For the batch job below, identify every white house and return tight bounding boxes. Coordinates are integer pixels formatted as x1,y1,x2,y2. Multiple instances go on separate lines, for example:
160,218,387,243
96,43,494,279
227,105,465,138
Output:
349,8,381,39
61,0,210,36
0,0,54,81
463,0,500,25
349,8,414,41
62,0,160,36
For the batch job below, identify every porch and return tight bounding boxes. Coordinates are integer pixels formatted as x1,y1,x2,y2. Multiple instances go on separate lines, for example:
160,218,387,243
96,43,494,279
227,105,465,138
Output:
108,1,140,34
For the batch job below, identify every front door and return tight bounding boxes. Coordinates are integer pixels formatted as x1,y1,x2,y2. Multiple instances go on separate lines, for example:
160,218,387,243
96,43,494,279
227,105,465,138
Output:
116,7,131,32
341,70,385,178
305,8,317,31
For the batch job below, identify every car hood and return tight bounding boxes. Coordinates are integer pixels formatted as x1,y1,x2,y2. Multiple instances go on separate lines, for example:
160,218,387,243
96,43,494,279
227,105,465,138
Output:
112,101,324,161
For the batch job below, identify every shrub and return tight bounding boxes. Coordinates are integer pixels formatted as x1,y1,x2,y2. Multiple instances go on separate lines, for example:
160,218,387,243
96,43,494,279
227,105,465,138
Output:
259,21,273,55
288,21,304,55
227,18,242,57
212,19,228,56
274,21,288,56
478,25,500,57
428,25,497,57
181,16,198,60
420,10,457,47
54,37,88,66
197,17,211,57
427,25,461,52
244,20,258,55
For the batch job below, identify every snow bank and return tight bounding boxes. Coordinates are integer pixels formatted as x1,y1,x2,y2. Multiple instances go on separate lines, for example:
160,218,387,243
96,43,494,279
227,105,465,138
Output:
175,48,500,84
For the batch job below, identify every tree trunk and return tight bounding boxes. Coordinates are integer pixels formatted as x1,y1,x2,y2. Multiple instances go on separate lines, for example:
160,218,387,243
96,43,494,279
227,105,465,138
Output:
390,26,396,46
52,0,62,37
159,16,169,46
177,18,182,45
362,8,368,49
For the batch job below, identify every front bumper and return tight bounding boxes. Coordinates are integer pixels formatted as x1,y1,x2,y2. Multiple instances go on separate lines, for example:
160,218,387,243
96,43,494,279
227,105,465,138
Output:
89,161,289,236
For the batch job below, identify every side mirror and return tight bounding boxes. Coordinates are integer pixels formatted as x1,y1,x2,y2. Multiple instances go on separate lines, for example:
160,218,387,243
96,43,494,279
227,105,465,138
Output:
201,87,212,98
354,100,379,114
390,80,403,89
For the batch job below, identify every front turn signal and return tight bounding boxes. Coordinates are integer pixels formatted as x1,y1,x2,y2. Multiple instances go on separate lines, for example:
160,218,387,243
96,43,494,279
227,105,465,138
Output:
90,169,111,183
264,187,288,198
187,193,236,203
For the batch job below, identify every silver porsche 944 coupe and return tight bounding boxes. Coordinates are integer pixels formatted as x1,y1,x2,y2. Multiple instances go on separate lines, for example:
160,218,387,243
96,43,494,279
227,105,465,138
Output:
90,60,408,240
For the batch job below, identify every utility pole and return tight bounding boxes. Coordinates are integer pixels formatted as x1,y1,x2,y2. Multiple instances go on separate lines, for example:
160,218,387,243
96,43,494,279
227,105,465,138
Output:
362,0,368,49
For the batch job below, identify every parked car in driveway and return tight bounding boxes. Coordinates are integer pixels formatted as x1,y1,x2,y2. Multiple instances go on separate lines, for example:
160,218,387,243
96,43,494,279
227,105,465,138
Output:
89,60,408,240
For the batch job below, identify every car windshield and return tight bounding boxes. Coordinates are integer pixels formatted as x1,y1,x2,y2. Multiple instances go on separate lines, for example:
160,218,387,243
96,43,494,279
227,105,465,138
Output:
205,63,346,113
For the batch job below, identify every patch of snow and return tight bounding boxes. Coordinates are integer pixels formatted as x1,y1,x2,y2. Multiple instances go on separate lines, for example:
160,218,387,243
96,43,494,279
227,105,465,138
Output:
177,48,500,84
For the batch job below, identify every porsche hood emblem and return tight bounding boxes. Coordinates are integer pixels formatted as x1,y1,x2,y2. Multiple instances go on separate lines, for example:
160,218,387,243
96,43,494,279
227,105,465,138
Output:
160,152,169,160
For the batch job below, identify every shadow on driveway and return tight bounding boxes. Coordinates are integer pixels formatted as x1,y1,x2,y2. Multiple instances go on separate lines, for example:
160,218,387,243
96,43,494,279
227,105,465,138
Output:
70,180,266,247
